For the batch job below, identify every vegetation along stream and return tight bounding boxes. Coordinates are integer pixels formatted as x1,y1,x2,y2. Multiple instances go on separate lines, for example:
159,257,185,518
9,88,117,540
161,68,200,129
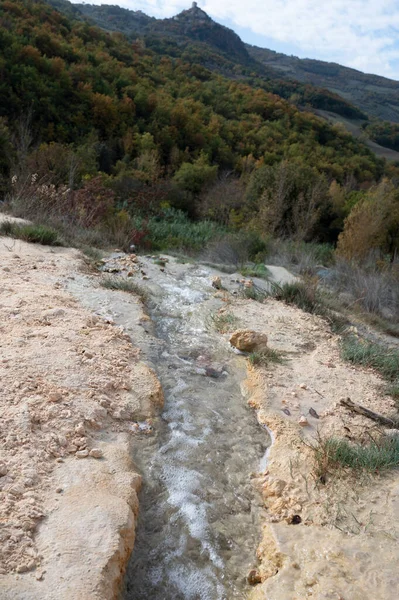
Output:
123,259,270,599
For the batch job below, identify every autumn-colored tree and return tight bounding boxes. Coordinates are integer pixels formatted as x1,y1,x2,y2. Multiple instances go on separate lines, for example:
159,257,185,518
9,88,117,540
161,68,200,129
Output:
337,179,399,262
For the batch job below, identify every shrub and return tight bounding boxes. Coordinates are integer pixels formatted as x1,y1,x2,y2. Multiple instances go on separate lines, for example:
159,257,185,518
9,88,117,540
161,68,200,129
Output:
327,259,399,321
240,284,268,302
202,231,267,267
270,280,321,313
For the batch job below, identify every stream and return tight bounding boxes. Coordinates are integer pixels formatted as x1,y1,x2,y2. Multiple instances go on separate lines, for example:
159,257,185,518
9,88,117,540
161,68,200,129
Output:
125,260,269,600
69,256,270,600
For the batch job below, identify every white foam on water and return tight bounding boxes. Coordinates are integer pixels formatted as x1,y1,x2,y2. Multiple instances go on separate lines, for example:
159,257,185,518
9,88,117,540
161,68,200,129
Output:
259,421,275,472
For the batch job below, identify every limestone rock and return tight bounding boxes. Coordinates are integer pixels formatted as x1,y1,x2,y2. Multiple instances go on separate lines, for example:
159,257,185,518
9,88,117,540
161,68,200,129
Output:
229,329,268,352
89,448,103,459
75,449,89,459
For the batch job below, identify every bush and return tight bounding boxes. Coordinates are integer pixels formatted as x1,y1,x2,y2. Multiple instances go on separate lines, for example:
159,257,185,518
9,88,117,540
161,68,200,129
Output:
266,239,334,275
270,280,321,313
327,259,399,321
202,231,267,267
340,336,399,381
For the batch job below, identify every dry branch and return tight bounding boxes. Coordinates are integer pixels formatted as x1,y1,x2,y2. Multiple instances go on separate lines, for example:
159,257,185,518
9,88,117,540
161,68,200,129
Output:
340,397,399,429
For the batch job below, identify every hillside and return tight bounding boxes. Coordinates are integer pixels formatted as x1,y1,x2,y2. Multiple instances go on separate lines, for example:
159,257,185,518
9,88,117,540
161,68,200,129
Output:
43,1,399,158
248,46,399,123
2,0,399,264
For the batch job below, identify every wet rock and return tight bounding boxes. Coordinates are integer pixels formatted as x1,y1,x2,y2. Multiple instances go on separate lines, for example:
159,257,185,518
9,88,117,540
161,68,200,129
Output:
211,276,222,289
289,515,302,525
205,366,222,378
229,329,268,352
247,569,262,585
309,407,319,419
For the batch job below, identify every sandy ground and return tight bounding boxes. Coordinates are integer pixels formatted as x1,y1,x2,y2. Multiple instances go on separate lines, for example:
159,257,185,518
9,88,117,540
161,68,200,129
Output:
0,232,162,599
221,296,399,600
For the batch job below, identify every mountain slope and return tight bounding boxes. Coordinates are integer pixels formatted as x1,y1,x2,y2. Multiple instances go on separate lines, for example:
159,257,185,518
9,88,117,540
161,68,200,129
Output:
247,46,399,124
48,1,399,126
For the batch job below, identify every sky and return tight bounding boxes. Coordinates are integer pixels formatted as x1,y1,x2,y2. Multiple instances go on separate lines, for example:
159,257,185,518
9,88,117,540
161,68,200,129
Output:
72,0,399,79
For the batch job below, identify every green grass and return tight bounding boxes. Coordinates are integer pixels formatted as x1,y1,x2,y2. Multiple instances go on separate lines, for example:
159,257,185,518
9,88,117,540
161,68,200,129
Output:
386,381,399,400
270,280,321,313
211,311,239,333
240,264,270,280
240,284,268,302
81,246,104,262
248,348,284,367
0,221,60,246
100,276,148,301
314,436,399,476
340,336,399,381
136,210,225,252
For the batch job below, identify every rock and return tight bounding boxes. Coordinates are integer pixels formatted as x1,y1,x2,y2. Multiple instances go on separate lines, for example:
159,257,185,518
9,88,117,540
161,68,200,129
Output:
247,569,262,585
89,448,103,459
75,449,89,459
47,392,62,403
75,423,85,436
309,407,319,419
299,383,307,390
0,463,8,476
211,276,222,290
229,329,268,352
298,416,309,427
55,487,63,494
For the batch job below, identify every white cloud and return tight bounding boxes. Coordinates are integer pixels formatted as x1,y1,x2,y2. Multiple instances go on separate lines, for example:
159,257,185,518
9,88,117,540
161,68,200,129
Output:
72,0,399,77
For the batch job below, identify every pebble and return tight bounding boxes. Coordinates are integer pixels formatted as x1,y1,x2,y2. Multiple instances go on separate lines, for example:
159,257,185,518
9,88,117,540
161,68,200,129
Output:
55,487,63,493
299,383,308,390
298,416,309,426
75,449,89,459
89,448,103,459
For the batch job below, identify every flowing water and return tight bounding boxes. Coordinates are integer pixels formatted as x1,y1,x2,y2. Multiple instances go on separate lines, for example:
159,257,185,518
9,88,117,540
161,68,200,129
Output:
124,261,270,600
67,257,270,599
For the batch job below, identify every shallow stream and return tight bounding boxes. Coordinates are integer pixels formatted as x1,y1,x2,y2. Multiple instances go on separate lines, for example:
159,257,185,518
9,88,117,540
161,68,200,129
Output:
68,257,270,599
124,261,269,600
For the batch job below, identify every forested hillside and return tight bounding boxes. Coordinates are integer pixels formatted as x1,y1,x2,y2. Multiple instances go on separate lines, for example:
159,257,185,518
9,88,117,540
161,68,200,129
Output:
0,0,398,264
